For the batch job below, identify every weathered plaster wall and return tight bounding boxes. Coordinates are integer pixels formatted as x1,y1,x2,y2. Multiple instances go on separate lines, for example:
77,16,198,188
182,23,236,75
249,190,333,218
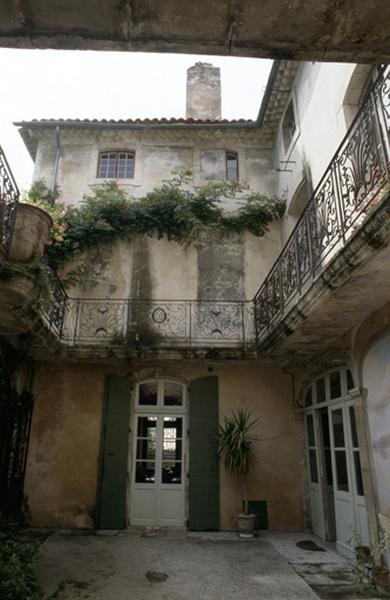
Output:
361,336,390,554
64,227,279,302
25,360,304,531
30,129,276,209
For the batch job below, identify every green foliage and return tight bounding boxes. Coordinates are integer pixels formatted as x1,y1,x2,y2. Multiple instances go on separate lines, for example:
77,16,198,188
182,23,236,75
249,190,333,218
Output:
354,531,390,593
27,177,284,270
22,180,67,245
0,517,41,600
218,409,259,515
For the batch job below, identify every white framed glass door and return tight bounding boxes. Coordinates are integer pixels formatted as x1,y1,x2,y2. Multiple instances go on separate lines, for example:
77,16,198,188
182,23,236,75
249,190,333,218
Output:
304,368,369,559
130,380,186,527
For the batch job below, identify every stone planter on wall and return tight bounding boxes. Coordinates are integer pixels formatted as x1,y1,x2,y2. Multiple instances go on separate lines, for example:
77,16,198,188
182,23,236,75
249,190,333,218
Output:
0,275,37,334
7,203,52,263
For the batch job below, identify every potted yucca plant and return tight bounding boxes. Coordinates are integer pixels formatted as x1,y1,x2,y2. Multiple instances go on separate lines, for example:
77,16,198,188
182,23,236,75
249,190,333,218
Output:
218,409,259,534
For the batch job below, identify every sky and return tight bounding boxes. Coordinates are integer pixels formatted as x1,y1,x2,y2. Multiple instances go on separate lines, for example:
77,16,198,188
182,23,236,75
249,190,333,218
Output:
0,49,272,190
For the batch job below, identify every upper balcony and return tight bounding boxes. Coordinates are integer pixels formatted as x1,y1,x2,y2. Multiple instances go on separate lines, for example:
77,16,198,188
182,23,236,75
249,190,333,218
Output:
1,68,390,361
254,66,390,363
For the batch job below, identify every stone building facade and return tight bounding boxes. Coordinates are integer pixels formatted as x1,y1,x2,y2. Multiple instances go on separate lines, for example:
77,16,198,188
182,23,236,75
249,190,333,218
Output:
1,59,389,563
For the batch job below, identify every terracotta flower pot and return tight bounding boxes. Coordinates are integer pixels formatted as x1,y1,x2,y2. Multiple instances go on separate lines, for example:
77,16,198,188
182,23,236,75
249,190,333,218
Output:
7,203,53,263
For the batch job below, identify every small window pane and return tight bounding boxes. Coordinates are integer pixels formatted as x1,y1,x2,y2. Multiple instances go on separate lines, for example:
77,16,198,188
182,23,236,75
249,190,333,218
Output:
139,382,158,406
226,152,238,182
316,378,326,403
99,153,117,178
354,451,364,496
135,461,155,483
162,440,182,461
332,409,345,447
346,369,354,391
309,449,318,483
306,414,315,447
164,382,183,406
117,152,135,178
136,438,156,460
163,416,182,438
349,406,359,448
330,371,341,399
137,416,157,437
335,450,349,491
162,462,182,484
305,387,312,407
324,449,333,485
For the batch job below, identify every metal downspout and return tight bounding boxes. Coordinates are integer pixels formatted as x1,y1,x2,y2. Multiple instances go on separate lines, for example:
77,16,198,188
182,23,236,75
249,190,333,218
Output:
51,125,61,195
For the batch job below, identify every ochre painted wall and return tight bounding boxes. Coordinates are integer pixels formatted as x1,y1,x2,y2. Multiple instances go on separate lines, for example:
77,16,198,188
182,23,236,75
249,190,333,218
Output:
25,360,304,531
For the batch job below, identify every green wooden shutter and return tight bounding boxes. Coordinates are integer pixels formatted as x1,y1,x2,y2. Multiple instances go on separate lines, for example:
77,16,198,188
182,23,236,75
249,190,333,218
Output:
95,375,132,529
188,376,219,530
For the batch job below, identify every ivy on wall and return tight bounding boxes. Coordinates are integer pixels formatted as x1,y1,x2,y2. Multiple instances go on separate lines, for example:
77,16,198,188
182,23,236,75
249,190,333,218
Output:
27,176,284,270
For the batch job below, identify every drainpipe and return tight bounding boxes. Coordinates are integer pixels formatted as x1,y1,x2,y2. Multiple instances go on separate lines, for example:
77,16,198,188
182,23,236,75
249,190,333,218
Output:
51,125,61,197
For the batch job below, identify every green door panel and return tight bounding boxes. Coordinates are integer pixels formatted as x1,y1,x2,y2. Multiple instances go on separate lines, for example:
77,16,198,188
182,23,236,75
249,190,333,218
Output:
96,375,132,529
188,376,219,530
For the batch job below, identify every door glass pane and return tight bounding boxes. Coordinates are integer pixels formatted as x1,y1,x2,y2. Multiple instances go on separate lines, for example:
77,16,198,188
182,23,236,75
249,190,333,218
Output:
320,408,333,485
346,369,354,391
163,416,183,438
164,382,183,406
137,416,157,437
309,449,319,483
305,387,312,407
354,451,364,496
162,461,182,484
349,406,359,447
136,438,156,460
316,377,326,403
330,371,341,399
332,409,345,447
162,439,182,461
335,450,349,491
135,461,155,483
139,382,158,405
306,414,315,446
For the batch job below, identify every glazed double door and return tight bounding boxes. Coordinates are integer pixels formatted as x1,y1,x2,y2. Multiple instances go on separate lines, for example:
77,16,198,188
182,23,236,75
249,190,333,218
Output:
307,402,369,558
130,414,185,527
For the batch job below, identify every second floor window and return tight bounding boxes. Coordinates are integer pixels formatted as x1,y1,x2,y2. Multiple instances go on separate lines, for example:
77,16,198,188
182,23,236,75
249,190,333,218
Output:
98,151,135,179
282,100,297,152
226,151,238,182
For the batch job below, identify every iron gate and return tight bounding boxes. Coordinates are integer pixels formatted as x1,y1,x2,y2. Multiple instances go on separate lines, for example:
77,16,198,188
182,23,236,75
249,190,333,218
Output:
0,364,33,519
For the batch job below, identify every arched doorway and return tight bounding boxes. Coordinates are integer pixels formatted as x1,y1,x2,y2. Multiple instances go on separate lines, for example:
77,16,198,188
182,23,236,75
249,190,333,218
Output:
304,366,369,558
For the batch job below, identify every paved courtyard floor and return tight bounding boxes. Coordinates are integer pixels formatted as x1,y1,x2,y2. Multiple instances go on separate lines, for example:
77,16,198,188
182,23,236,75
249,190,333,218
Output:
33,529,385,600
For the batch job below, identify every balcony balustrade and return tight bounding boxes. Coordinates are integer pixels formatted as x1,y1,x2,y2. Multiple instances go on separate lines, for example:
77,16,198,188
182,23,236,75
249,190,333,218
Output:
0,146,19,257
254,66,390,349
1,68,390,355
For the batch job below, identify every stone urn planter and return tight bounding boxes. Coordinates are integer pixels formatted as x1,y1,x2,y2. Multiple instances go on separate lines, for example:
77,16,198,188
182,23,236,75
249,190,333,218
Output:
7,203,53,263
0,274,37,334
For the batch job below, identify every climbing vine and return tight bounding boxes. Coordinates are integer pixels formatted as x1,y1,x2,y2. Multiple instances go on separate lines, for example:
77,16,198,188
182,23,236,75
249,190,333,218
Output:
26,176,284,270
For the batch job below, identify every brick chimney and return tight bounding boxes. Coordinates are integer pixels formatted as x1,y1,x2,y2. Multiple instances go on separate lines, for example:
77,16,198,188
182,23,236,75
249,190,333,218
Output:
186,62,221,120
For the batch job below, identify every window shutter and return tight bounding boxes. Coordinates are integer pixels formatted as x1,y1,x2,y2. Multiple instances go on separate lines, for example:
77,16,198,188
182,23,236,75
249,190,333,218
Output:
95,375,131,529
188,376,219,530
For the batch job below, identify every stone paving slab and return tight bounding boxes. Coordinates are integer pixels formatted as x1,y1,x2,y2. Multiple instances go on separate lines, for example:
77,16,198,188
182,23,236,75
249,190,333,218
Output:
35,530,320,600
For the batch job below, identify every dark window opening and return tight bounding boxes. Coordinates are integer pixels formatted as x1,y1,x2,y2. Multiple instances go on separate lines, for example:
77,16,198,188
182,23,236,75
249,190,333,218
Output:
98,151,135,179
226,151,238,182
282,100,297,152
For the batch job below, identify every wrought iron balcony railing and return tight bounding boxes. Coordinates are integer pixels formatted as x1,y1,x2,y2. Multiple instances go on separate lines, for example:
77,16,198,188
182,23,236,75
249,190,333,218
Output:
0,146,20,255
254,66,390,346
40,292,255,350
